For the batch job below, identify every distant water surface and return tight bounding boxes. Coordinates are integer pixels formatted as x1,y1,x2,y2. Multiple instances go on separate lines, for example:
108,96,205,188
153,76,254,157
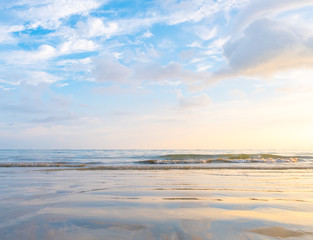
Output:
0,149,312,169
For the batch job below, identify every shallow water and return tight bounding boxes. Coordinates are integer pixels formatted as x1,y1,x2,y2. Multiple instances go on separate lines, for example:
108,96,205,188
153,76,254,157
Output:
1,165,313,240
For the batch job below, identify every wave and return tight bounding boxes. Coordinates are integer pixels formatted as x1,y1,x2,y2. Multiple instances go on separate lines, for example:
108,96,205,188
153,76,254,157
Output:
0,162,87,168
1,153,311,170
1,162,312,170
137,154,299,164
42,165,313,171
159,153,297,159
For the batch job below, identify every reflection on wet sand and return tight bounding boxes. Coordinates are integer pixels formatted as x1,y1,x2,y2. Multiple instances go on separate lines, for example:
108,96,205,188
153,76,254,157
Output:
163,197,199,200
1,168,313,239
250,226,312,238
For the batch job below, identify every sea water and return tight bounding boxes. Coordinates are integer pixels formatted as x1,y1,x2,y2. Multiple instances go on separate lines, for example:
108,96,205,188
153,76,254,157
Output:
1,149,313,239
0,149,312,169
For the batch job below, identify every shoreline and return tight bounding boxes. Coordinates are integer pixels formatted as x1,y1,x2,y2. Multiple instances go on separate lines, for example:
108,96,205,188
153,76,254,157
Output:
1,168,313,239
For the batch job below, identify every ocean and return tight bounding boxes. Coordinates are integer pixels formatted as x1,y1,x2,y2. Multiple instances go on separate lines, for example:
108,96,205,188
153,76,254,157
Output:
1,149,313,239
0,149,312,169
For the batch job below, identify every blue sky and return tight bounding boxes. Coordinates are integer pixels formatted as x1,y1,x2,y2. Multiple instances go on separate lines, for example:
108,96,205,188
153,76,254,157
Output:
1,0,313,149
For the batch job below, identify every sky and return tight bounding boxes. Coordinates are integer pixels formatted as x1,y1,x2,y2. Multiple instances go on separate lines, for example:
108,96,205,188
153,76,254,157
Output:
0,0,313,149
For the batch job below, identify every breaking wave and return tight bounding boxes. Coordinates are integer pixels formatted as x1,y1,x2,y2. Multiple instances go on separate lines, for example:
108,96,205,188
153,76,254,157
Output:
137,154,299,164
1,151,312,170
0,162,87,168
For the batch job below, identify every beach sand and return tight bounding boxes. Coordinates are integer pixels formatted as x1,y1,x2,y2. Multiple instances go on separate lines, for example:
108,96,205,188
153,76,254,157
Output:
1,168,313,239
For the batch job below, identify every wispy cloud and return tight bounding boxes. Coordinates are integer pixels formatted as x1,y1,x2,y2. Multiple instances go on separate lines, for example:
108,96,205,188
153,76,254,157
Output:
76,17,119,39
92,57,211,85
1,70,60,86
159,0,247,25
232,0,313,34
17,0,103,29
4,44,57,65
0,25,25,44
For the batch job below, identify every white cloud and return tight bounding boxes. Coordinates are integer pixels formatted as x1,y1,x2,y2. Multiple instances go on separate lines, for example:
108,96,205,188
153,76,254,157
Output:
160,0,248,25
3,70,60,85
187,41,202,48
91,58,212,85
209,18,313,82
0,85,15,91
59,39,99,54
112,52,122,60
4,39,97,65
68,16,160,41
207,37,229,53
160,0,220,25
76,17,119,38
197,1,313,85
194,26,217,41
1,37,98,86
18,0,103,29
148,80,181,87
56,82,69,88
4,44,57,65
196,63,212,72
143,30,153,38
232,0,313,34
0,25,25,44
23,71,60,85
190,57,203,64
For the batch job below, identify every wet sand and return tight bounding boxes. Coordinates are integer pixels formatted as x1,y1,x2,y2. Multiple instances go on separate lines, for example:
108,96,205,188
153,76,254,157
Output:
1,168,313,239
